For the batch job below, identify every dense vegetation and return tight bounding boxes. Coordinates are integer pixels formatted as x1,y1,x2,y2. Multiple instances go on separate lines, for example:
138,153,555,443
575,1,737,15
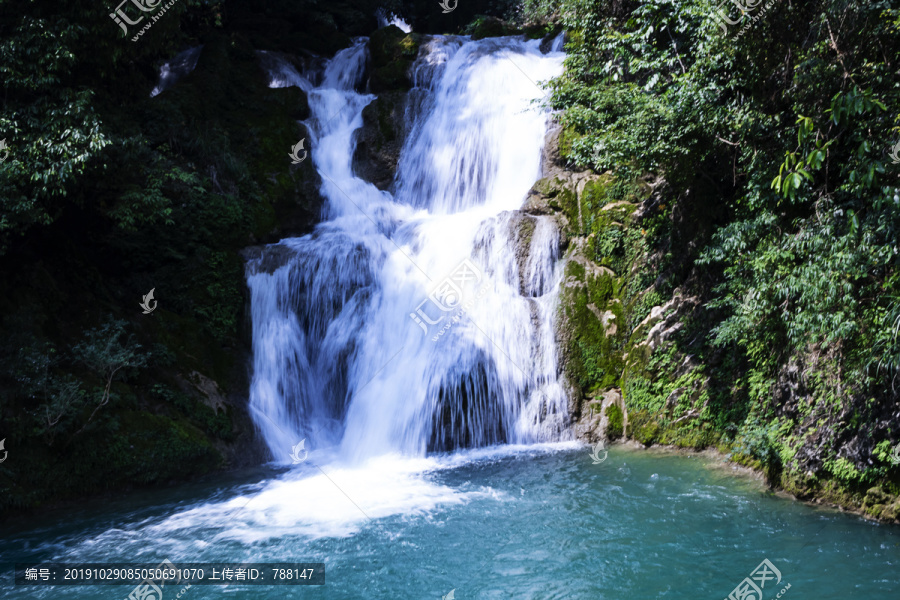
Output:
0,0,540,515
534,0,900,518
1,0,898,521
0,0,364,513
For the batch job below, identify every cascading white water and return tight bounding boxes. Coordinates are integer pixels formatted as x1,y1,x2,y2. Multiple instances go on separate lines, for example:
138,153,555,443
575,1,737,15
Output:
246,34,569,464
150,46,202,97
376,8,412,33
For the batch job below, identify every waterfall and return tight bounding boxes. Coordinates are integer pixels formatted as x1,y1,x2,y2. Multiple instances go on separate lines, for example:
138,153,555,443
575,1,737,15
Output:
376,8,412,33
246,35,569,464
150,46,202,97
550,32,566,53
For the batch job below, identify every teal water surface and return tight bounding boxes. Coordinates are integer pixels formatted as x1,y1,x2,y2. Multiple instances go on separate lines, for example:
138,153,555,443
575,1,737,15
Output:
2,444,898,599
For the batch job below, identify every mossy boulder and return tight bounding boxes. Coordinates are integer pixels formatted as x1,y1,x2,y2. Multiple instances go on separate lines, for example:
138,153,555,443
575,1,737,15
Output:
506,212,545,296
605,403,624,440
367,26,422,92
353,91,409,189
146,34,321,244
860,486,900,521
558,252,625,395
626,410,661,446
463,16,518,40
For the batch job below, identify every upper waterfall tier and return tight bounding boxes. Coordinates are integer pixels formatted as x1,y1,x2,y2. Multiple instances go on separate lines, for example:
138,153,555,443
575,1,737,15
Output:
246,34,569,464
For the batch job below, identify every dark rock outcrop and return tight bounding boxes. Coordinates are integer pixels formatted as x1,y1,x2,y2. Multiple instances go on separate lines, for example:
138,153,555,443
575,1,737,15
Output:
367,26,422,92
353,91,410,190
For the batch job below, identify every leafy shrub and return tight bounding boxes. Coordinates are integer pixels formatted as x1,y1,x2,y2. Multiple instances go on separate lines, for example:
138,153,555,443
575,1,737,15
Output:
71,319,150,434
732,419,781,475
625,410,660,446
543,0,900,506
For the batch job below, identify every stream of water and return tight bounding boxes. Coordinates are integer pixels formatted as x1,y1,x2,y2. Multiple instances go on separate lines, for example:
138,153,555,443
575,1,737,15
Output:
247,34,569,463
2,446,898,598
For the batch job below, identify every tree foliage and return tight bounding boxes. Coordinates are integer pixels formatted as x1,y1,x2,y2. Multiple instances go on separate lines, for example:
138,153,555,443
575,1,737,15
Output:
541,0,900,485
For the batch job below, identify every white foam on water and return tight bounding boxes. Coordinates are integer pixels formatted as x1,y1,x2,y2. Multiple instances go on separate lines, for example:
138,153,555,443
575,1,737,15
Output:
150,46,202,97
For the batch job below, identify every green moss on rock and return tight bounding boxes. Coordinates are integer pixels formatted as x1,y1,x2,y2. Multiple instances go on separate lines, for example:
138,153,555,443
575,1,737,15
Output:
605,403,623,439
626,410,660,445
368,26,422,92
463,16,519,40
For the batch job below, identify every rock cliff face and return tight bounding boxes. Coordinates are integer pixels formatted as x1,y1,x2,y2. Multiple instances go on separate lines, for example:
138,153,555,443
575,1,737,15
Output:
349,26,421,189
527,121,900,524
353,92,410,190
